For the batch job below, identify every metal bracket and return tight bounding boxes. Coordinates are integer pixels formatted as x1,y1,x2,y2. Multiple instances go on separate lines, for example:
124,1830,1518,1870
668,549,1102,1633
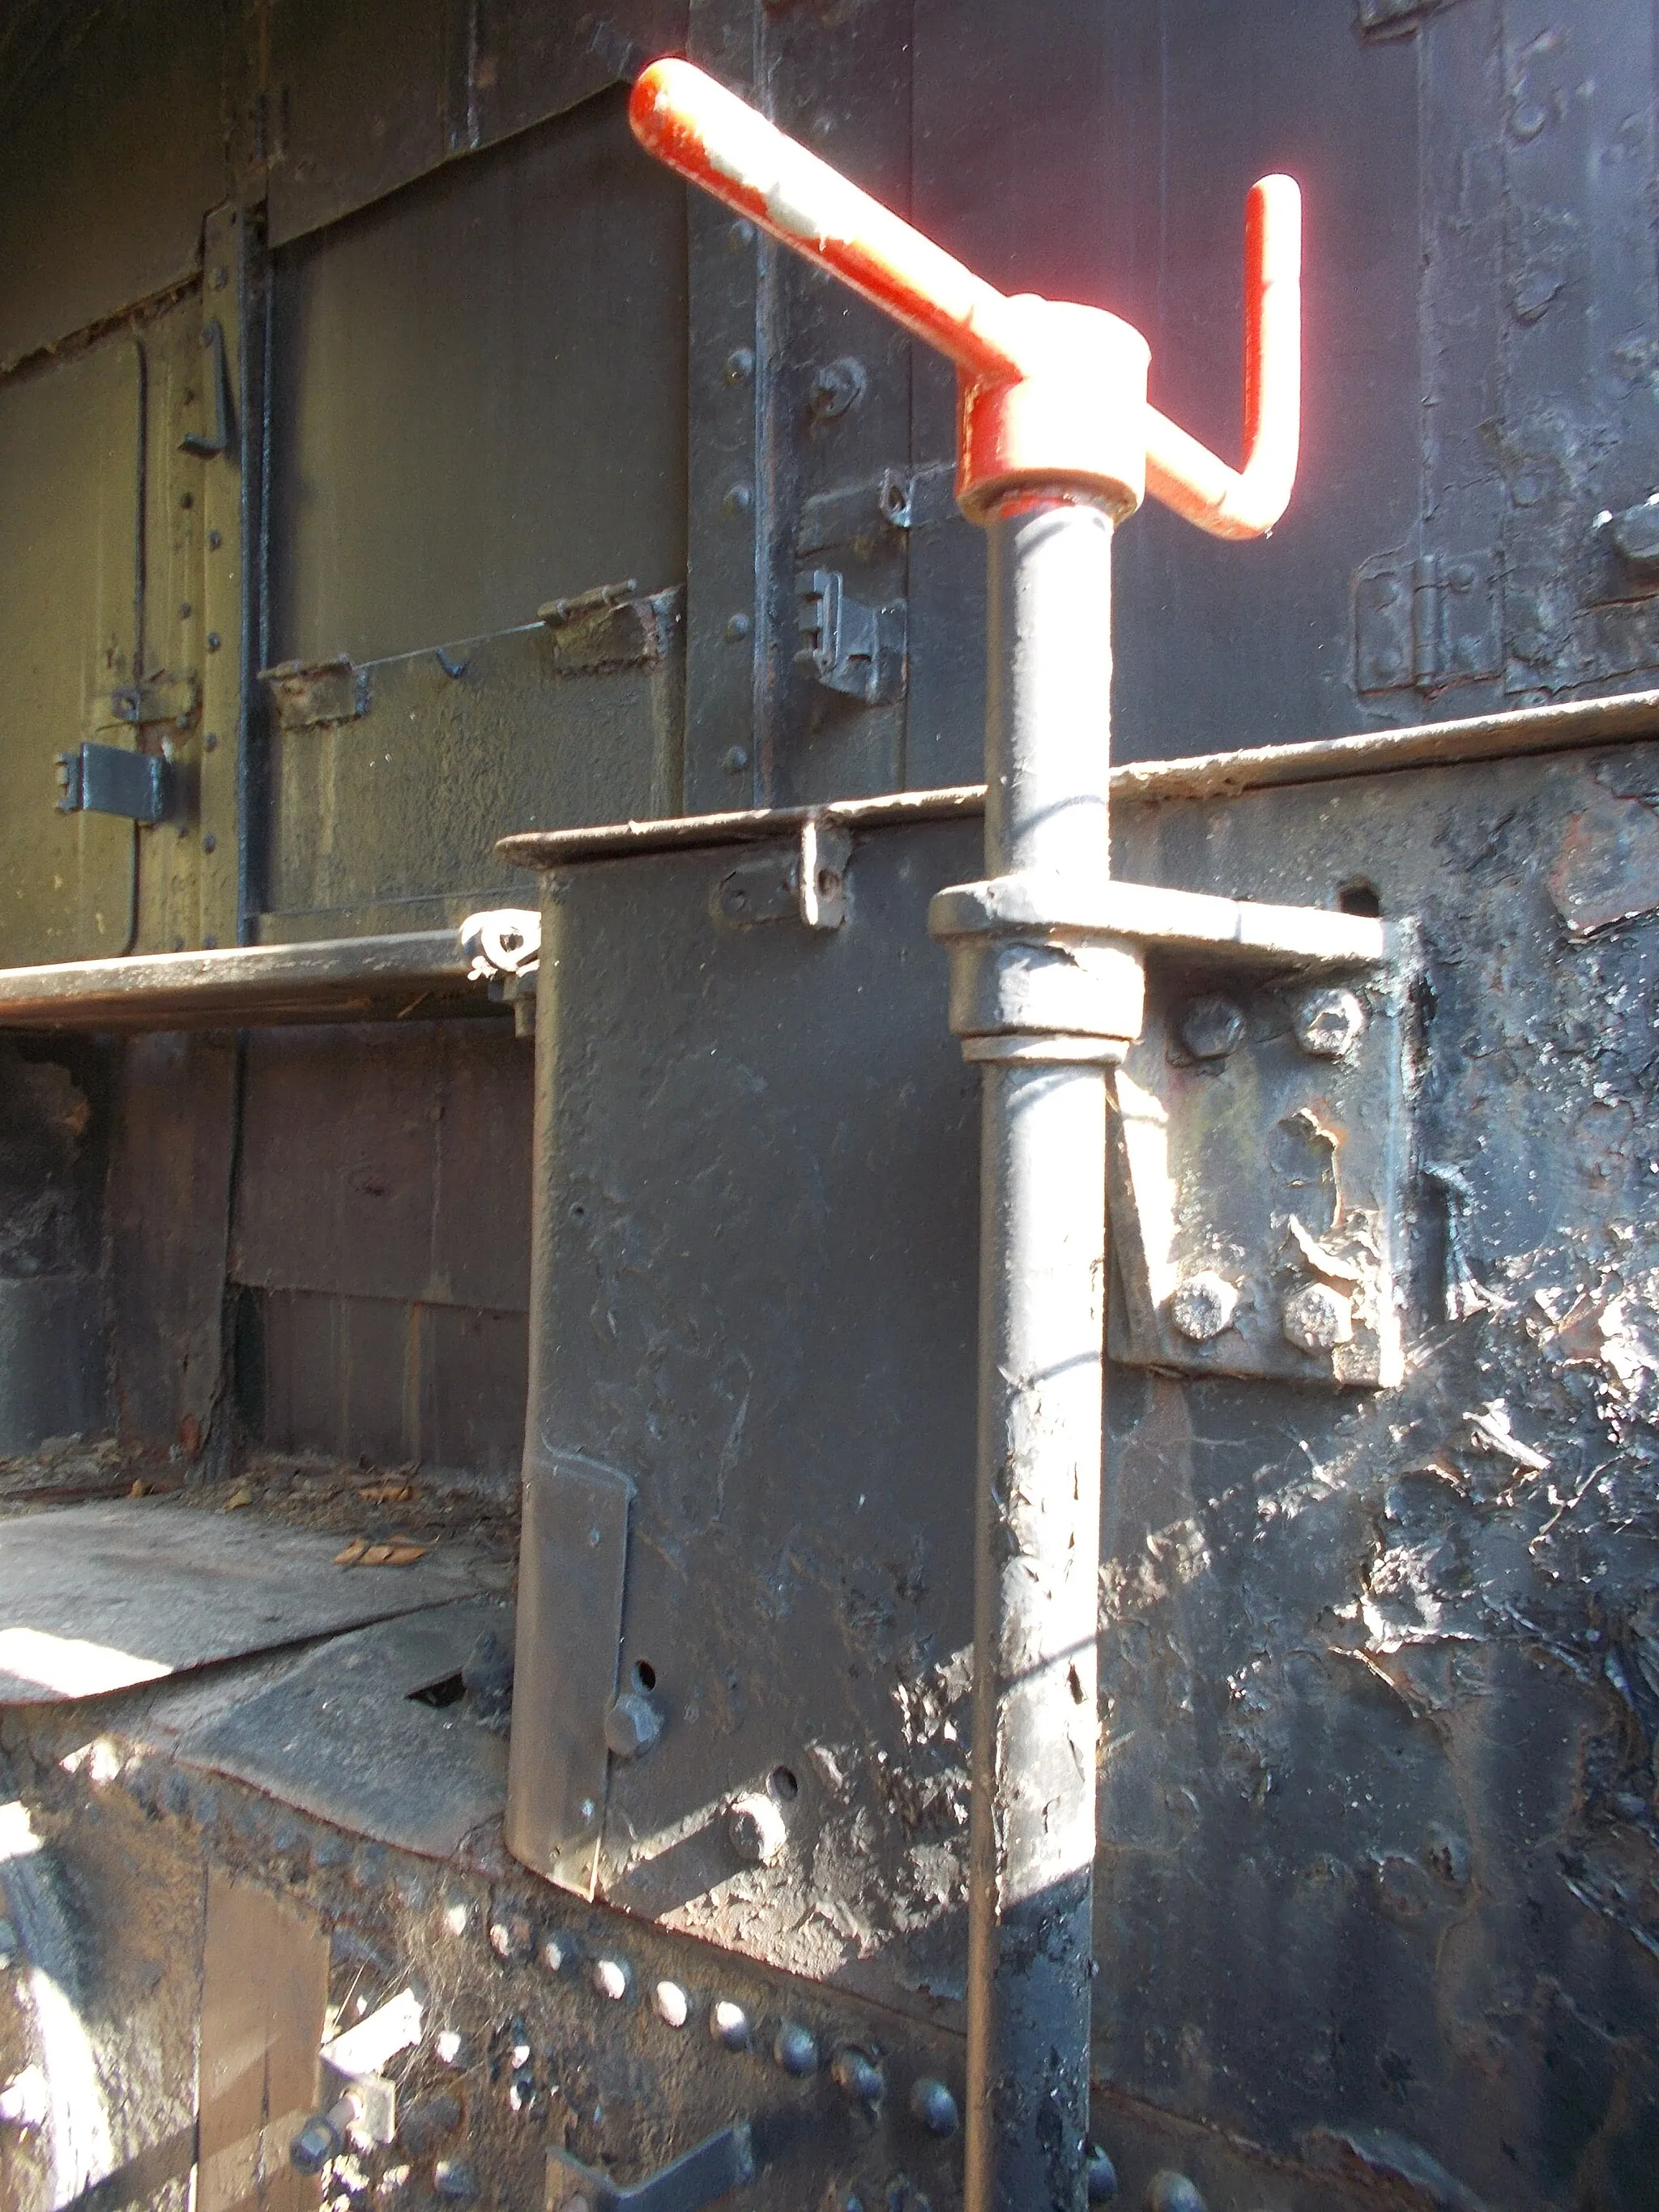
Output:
710,816,851,931
258,655,370,731
1354,548,1500,694
545,2125,755,2212
91,675,198,735
55,743,173,825
795,568,906,705
505,1450,634,1899
1106,947,1414,1390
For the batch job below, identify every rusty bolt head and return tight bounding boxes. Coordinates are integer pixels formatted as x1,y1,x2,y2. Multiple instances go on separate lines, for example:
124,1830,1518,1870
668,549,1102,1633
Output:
1178,994,1245,1061
1170,1272,1239,1343
1282,1281,1354,1354
1292,987,1367,1059
727,1792,788,1865
289,2112,341,2174
603,1692,662,1761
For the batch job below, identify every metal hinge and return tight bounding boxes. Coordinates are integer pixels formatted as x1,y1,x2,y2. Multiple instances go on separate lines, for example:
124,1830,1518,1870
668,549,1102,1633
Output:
795,568,906,705
89,675,198,735
1354,548,1500,694
259,654,370,731
56,743,174,825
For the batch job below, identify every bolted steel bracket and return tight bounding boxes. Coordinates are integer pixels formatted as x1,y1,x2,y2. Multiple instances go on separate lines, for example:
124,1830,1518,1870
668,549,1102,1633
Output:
55,742,175,825
1106,931,1418,1391
544,2123,755,2212
795,568,906,705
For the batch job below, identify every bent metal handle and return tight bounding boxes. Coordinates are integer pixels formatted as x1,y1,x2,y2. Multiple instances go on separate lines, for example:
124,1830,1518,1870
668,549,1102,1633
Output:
629,55,1300,537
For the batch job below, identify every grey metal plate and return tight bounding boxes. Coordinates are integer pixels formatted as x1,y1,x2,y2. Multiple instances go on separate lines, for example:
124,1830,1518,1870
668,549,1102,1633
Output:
176,1598,511,1860
505,1451,633,1899
0,1501,484,1703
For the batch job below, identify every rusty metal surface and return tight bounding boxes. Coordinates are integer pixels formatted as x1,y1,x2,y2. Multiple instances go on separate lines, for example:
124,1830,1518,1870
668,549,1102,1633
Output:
509,741,1659,2204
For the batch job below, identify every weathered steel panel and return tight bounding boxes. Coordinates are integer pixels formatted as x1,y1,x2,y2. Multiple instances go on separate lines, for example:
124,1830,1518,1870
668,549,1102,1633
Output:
0,339,141,965
0,0,226,369
510,742,1659,2202
267,90,687,671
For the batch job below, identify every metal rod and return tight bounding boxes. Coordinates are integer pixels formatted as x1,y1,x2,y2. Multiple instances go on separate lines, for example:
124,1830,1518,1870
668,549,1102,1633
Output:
965,494,1115,2212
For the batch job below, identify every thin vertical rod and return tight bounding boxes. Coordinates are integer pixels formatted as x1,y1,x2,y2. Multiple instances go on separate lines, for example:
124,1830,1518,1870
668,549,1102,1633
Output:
964,493,1115,2212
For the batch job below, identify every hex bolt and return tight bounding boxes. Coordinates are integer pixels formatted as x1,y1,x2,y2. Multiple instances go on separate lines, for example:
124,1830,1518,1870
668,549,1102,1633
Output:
1169,1271,1239,1343
654,1979,690,2029
774,2021,819,2077
727,1792,788,1865
710,1998,751,2051
1086,2142,1120,2201
1145,2173,1205,2212
289,2108,343,2174
908,2078,959,2137
1282,1281,1354,1354
591,1958,631,2002
1177,994,1245,1060
831,2048,884,2106
1292,985,1367,1059
603,1693,663,1761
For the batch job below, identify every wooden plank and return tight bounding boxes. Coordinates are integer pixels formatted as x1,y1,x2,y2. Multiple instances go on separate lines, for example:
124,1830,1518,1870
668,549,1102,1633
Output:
198,1870,329,2212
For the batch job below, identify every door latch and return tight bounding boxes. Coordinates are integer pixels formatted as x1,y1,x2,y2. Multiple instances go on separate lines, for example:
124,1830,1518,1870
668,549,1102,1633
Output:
55,743,173,825
795,568,905,705
179,318,233,459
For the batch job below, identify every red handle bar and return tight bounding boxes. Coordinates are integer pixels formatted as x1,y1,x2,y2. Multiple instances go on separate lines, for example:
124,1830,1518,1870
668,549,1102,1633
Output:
630,58,1299,536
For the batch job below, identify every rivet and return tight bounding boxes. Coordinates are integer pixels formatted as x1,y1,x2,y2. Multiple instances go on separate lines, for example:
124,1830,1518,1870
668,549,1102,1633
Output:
724,612,753,642
206,631,221,651
179,602,193,620
207,528,223,550
209,265,228,290
1145,2174,1205,2212
727,218,755,249
710,1998,751,2051
591,1958,630,2002
578,1798,596,1824
539,1930,569,1974
909,2078,958,2137
722,483,753,518
721,746,749,774
774,2021,818,2076
201,833,216,854
203,731,218,752
179,491,194,509
724,347,755,386
203,933,217,949
1169,1272,1239,1344
1086,2142,1120,2201
654,1979,689,2028
488,1907,534,1963
831,2048,883,2105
